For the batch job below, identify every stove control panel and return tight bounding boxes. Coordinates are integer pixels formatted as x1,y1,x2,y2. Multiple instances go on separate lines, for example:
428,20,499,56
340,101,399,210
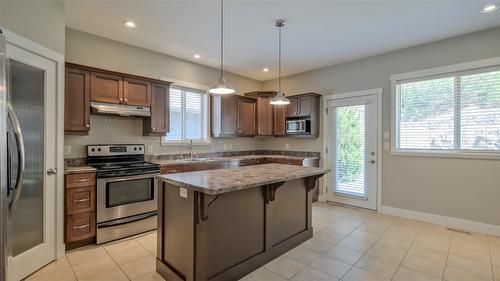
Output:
88,144,145,157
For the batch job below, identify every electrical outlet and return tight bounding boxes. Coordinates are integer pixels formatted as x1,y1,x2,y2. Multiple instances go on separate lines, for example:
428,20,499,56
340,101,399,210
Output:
223,144,229,150
179,187,188,198
64,145,71,156
229,144,233,150
285,143,290,150
147,145,154,153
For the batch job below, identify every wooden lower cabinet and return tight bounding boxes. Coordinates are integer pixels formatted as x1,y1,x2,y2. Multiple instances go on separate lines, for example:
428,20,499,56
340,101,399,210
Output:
65,172,96,248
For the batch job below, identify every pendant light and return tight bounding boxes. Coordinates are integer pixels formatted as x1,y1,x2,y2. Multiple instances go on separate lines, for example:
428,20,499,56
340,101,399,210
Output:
270,19,290,105
209,0,235,94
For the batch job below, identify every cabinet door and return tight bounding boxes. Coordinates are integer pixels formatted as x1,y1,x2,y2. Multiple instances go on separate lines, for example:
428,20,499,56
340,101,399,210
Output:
221,96,238,135
124,78,151,106
148,83,170,134
256,96,273,136
238,99,255,136
90,72,123,104
286,97,299,117
297,96,313,117
273,105,286,136
65,67,90,134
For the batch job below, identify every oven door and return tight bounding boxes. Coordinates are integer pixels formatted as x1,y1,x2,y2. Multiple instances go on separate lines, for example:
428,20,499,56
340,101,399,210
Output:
97,173,158,223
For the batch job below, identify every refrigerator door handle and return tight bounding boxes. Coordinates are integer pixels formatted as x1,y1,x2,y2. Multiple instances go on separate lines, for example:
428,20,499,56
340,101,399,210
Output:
7,101,25,215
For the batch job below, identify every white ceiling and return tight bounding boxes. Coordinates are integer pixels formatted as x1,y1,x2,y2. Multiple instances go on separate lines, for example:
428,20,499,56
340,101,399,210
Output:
64,0,500,81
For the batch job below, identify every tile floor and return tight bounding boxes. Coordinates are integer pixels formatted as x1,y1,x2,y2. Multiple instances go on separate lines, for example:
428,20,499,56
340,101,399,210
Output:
26,202,500,281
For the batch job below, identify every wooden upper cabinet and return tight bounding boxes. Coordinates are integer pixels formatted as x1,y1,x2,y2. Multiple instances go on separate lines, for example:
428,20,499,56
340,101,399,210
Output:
90,72,123,104
144,83,170,136
211,95,255,137
256,96,273,136
124,78,151,106
237,99,256,136
286,97,299,117
273,105,286,136
65,67,91,135
221,96,238,135
286,93,319,118
244,91,275,136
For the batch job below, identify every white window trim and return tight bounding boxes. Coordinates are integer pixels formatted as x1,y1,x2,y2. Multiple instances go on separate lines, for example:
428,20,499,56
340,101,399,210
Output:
390,56,500,159
160,79,211,146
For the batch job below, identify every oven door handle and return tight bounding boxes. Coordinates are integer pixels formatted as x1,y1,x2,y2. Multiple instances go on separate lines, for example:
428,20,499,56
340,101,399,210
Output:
97,212,157,229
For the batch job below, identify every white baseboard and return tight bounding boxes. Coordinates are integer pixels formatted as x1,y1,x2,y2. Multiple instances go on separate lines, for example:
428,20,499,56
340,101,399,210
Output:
380,206,500,237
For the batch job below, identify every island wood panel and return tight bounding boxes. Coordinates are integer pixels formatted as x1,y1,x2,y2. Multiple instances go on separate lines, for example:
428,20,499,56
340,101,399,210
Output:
156,176,317,281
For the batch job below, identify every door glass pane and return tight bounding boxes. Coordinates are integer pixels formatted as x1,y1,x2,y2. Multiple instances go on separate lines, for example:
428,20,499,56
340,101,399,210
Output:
8,60,45,256
106,178,154,207
333,105,367,197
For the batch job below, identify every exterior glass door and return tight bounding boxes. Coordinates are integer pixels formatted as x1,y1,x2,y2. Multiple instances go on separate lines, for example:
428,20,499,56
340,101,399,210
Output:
327,94,378,210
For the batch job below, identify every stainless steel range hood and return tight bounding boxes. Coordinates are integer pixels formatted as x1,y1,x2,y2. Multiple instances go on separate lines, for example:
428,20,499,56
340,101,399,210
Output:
91,102,151,117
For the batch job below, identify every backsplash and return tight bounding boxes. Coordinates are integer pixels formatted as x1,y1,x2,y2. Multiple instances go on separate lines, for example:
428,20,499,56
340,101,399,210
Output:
65,150,321,166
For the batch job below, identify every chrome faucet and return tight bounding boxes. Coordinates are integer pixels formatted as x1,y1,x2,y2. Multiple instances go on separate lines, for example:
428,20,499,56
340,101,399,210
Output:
188,139,194,159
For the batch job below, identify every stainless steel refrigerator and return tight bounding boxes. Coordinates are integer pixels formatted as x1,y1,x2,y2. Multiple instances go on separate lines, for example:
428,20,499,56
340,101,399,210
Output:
1,27,50,281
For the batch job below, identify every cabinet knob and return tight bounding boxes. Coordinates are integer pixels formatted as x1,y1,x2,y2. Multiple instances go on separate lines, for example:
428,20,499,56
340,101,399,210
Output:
124,98,128,103
86,124,90,128
152,127,155,130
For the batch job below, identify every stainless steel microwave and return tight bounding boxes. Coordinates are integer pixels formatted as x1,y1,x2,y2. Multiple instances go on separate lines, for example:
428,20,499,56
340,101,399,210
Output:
286,119,311,134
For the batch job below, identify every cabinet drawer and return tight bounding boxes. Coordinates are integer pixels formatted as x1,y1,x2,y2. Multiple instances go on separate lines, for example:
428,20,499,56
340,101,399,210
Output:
182,162,227,172
160,165,184,174
66,186,95,215
66,173,96,188
276,159,303,166
66,212,96,243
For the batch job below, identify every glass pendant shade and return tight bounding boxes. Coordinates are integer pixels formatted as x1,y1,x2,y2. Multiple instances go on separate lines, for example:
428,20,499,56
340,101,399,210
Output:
209,76,235,94
270,92,290,105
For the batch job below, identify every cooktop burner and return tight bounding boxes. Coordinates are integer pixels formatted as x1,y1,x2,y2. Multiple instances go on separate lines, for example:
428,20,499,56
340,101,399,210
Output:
86,144,160,178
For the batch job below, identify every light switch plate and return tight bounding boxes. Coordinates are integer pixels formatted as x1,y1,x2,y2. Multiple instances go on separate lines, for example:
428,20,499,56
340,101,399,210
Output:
285,143,290,150
147,145,154,153
384,142,390,150
179,187,188,198
384,131,390,140
64,145,71,156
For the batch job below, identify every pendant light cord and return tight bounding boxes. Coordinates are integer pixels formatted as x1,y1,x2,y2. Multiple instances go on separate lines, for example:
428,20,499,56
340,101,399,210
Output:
220,0,224,79
278,22,281,93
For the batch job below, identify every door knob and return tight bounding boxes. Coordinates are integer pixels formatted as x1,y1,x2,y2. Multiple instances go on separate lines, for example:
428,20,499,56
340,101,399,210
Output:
47,168,57,175
368,160,376,164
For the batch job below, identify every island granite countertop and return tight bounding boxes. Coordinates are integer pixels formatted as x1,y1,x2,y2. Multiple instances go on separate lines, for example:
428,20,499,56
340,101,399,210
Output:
156,163,329,195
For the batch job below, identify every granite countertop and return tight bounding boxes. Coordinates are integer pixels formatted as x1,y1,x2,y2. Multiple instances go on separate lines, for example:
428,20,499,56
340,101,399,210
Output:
156,163,329,195
64,165,97,175
150,155,319,167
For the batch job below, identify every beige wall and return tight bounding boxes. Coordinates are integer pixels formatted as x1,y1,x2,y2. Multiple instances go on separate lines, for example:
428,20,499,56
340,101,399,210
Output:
64,28,265,158
0,0,65,54
263,27,500,226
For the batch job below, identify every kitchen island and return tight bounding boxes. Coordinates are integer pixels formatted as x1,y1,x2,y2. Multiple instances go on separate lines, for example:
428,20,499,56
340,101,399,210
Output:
155,164,328,281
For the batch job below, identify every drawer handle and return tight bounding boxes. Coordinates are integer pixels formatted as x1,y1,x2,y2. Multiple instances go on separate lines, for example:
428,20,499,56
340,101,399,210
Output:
73,224,90,230
73,198,90,203
170,170,178,173
73,178,90,183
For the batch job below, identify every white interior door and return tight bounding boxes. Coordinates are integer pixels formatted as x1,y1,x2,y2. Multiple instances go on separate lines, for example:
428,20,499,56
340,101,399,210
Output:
326,94,378,210
6,42,57,281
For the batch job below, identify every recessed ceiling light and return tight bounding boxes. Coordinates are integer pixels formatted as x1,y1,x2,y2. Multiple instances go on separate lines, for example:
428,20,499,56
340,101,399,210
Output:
123,20,137,28
481,3,499,13
263,68,269,72
194,54,201,59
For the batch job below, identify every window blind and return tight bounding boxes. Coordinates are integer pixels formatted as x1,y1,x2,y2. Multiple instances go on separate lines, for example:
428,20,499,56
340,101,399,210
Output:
395,67,500,152
165,86,207,141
